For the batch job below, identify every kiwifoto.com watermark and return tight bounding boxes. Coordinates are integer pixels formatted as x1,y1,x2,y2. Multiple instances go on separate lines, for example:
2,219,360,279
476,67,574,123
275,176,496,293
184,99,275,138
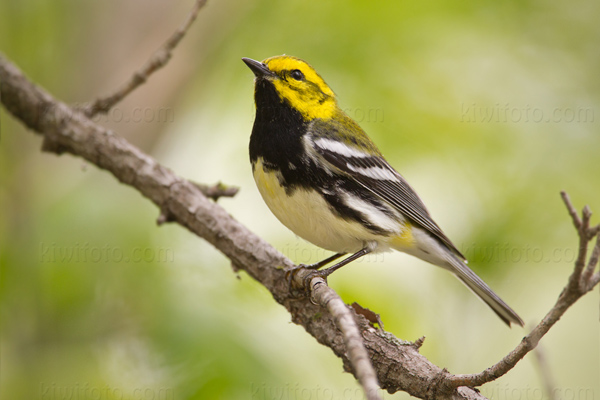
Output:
483,383,595,400
89,107,175,124
340,107,385,123
251,382,387,400
39,242,175,264
36,103,175,124
280,242,579,266
460,103,594,124
461,242,580,264
40,382,175,400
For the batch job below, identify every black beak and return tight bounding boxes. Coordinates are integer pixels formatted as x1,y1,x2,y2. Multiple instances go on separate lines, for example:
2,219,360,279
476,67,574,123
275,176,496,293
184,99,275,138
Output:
242,57,272,78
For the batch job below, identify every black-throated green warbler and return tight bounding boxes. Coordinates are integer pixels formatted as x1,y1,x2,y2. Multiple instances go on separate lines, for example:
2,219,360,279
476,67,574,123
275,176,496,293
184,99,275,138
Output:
243,55,523,327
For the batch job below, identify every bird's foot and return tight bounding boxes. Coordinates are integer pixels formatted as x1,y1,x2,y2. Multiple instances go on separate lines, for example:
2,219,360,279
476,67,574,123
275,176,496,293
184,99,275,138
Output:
285,263,327,298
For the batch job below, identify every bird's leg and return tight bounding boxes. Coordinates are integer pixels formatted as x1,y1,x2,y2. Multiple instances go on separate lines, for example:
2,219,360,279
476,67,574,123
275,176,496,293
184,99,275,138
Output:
285,253,345,292
303,252,346,269
286,248,373,295
308,247,373,280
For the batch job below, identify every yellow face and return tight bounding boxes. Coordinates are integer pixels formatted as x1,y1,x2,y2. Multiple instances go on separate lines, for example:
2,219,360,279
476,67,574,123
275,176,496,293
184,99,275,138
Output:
261,55,337,120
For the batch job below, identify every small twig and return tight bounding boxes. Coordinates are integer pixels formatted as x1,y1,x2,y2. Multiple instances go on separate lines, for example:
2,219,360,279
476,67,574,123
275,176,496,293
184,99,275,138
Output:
192,181,239,202
443,292,574,388
560,191,582,229
81,0,208,117
413,336,426,349
157,182,238,224
299,271,382,400
440,192,600,391
582,235,600,289
313,280,382,400
561,192,593,290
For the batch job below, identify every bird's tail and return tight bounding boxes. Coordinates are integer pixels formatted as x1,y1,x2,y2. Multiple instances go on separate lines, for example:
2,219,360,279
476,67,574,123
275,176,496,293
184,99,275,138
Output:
445,255,524,327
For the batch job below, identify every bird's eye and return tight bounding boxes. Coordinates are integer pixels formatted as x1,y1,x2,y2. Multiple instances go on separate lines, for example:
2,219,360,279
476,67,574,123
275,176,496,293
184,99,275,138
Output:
290,69,304,81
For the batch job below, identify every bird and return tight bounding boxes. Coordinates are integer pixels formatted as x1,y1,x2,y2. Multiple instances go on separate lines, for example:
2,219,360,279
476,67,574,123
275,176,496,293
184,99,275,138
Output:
242,55,523,327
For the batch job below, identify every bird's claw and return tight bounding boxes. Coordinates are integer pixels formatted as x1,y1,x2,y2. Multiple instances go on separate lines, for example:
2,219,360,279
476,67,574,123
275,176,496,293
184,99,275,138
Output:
285,264,327,298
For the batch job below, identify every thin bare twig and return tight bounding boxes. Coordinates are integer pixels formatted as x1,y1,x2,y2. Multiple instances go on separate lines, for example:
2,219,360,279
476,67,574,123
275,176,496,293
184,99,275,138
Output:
561,193,593,291
157,182,238,225
193,181,239,202
296,270,382,400
581,234,600,289
81,0,208,117
560,191,582,229
438,193,600,391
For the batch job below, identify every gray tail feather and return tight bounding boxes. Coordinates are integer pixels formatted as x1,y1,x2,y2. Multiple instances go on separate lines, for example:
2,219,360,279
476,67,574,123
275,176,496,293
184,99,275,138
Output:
446,255,524,327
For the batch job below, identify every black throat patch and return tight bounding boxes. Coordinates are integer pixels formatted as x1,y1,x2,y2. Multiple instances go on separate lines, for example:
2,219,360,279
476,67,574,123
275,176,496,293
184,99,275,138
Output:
249,79,309,185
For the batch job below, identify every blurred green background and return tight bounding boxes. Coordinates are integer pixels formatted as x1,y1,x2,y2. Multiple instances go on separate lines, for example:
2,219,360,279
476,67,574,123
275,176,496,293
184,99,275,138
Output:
1,0,599,399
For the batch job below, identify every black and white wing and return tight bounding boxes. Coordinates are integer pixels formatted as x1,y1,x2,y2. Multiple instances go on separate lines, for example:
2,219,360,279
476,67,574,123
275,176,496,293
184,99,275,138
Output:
306,119,465,259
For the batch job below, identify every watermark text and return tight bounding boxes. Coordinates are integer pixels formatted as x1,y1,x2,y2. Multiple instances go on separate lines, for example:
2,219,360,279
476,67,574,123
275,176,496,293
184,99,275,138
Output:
39,242,174,264
460,103,594,124
40,382,175,400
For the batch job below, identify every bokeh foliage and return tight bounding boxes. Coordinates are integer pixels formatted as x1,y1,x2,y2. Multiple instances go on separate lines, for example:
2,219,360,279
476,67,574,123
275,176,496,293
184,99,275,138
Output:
1,0,598,399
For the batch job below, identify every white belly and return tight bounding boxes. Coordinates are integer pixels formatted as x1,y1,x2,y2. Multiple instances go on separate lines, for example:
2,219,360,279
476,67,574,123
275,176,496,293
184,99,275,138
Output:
253,159,378,253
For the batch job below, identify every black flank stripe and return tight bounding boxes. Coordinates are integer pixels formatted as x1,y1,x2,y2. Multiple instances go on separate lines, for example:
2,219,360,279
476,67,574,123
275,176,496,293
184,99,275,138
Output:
320,189,389,236
319,181,397,236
